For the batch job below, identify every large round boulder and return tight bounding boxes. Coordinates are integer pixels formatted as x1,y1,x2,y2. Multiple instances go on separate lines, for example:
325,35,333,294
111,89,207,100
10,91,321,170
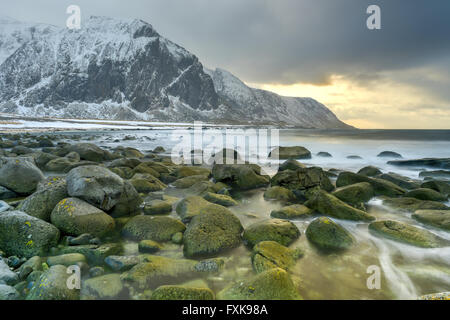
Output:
251,241,303,273
306,217,355,252
412,210,450,231
68,143,111,162
66,165,124,211
26,265,79,300
0,211,60,258
183,204,243,258
0,157,44,195
243,219,300,248
336,171,405,197
332,182,374,206
51,198,115,238
404,188,447,202
271,167,334,193
212,164,269,190
269,146,311,160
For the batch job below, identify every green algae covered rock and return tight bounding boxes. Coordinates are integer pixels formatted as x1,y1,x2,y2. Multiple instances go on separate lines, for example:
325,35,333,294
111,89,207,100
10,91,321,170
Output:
270,204,313,220
412,210,450,231
122,215,186,242
243,219,300,248
151,285,214,300
252,241,303,273
306,217,355,252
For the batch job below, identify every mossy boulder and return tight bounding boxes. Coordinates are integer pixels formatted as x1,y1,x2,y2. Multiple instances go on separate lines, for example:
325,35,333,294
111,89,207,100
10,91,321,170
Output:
175,196,213,222
271,167,334,193
122,215,186,242
382,197,449,212
378,173,420,190
252,241,303,273
183,204,243,258
138,240,162,253
263,186,296,202
18,178,68,221
185,181,217,196
217,268,301,300
0,157,44,195
270,204,313,220
357,166,382,177
68,143,110,162
129,173,167,193
151,285,214,300
368,220,449,248
412,210,450,231
419,170,450,179
421,180,450,196
336,172,405,197
404,188,447,202
212,164,269,190
121,255,197,289
81,274,125,300
278,159,306,171
332,182,374,206
305,190,375,221
243,219,300,248
132,162,161,178
173,175,209,189
143,199,172,215
306,217,355,252
26,265,79,300
51,198,115,238
0,211,60,258
104,255,146,272
175,166,211,178
66,165,124,211
269,146,311,160
203,192,237,207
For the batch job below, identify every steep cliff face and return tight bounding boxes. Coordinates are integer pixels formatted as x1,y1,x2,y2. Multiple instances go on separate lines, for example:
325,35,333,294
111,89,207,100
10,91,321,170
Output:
0,15,351,128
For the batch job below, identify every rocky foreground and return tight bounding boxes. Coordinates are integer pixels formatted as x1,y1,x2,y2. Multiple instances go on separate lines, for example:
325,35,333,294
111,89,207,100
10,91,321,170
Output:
0,133,449,300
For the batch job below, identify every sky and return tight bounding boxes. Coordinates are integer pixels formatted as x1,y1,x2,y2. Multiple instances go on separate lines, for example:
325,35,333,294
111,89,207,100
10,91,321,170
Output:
2,0,450,129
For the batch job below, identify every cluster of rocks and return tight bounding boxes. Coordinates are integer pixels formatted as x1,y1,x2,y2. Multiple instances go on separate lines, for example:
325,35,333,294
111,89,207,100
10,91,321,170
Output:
0,135,449,300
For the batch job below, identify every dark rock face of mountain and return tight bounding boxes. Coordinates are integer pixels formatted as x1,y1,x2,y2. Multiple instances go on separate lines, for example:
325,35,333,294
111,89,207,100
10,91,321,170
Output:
0,16,351,128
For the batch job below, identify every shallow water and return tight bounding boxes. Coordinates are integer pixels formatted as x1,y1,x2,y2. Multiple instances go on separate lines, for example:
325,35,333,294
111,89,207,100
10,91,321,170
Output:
48,128,450,299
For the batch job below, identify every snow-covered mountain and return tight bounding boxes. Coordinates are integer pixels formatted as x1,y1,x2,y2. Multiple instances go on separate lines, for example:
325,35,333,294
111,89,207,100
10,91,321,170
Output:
0,15,351,128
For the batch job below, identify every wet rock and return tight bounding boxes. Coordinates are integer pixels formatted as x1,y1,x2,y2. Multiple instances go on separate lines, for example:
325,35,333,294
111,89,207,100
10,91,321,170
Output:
121,255,197,289
173,174,209,189
317,152,332,157
278,159,306,171
18,256,43,280
109,180,142,218
0,157,44,195
217,268,301,300
0,200,10,213
0,284,20,300
26,265,79,300
11,146,33,155
357,166,382,177
243,219,300,248
151,285,214,300
183,204,243,258
194,258,224,273
67,166,125,211
68,143,111,162
122,216,186,242
67,233,95,246
269,146,311,160
252,241,303,273
382,197,449,212
336,172,405,197
18,178,68,221
88,266,105,278
271,167,334,194
47,253,87,267
175,166,211,178
412,210,450,231
419,170,450,179
81,274,125,300
0,186,17,200
132,162,161,178
347,155,362,159
153,146,165,153
51,198,115,238
104,255,146,272
270,204,313,219
377,151,402,158
404,188,447,202
208,148,241,165
186,181,217,196
421,180,450,196
203,192,238,207
108,158,141,169
138,240,162,253
129,173,167,193
332,182,374,206
143,199,172,215
33,152,59,170
368,220,449,248
212,164,269,190
45,157,78,173
38,139,54,148
57,243,122,266
306,217,355,252
0,259,18,285
387,158,450,169
378,172,420,190
0,211,60,258
263,186,296,202
172,232,183,244
305,190,375,221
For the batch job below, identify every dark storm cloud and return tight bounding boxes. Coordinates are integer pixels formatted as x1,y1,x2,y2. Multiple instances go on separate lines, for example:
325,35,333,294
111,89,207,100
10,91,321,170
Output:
2,0,450,85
